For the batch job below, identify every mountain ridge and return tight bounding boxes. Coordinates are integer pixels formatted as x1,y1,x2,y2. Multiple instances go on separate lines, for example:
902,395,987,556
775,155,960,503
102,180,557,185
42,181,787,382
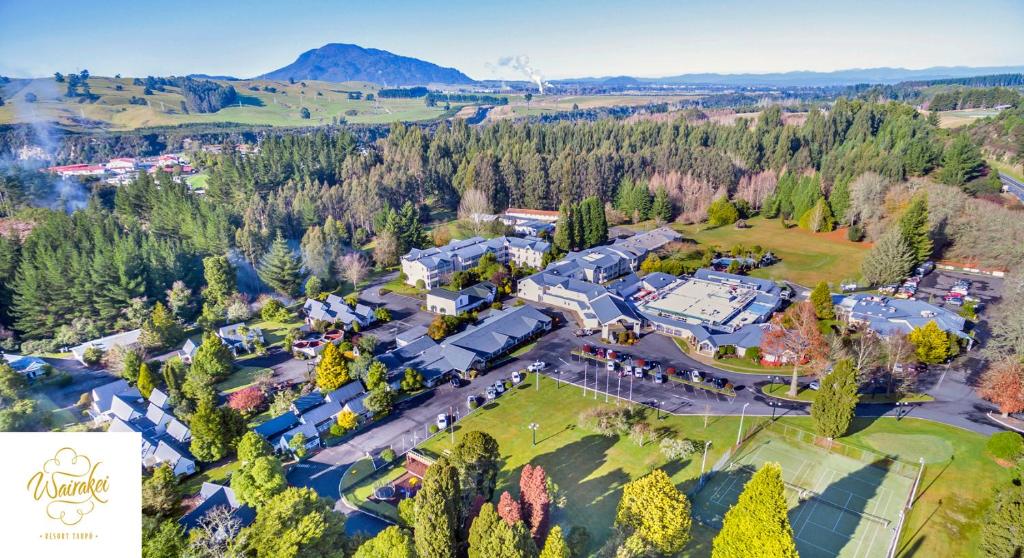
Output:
258,43,475,86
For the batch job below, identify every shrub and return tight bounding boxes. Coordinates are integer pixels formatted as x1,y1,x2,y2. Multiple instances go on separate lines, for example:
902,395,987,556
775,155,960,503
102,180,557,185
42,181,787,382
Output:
986,431,1024,461
745,346,761,362
82,346,105,366
415,279,426,291
660,438,699,460
490,301,503,310
469,399,479,409
847,225,865,242
380,448,397,462
429,424,440,434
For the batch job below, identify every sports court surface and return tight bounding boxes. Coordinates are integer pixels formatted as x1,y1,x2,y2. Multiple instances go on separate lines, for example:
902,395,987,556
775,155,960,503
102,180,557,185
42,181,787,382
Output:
691,429,916,558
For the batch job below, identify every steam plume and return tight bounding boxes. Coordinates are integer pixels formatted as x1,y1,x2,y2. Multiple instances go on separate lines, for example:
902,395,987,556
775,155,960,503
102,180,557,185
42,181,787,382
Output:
496,55,548,94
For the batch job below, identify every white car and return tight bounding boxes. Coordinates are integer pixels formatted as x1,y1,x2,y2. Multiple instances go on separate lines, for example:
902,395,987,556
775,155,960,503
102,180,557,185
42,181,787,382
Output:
511,370,524,384
808,380,821,391
527,361,547,372
606,361,616,372
841,283,858,292
436,413,449,429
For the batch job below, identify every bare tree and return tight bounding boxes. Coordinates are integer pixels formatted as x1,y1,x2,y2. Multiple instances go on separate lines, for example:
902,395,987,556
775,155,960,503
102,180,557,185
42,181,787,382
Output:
458,188,493,234
372,232,399,269
338,252,370,289
846,172,891,232
882,333,913,394
761,301,829,396
188,505,245,558
648,170,720,224
734,170,778,210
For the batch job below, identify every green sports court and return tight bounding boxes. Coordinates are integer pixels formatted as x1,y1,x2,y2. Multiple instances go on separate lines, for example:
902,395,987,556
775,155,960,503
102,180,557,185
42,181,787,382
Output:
691,424,919,558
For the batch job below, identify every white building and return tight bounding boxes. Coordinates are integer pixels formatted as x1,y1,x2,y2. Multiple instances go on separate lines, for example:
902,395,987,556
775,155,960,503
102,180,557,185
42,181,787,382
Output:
401,236,550,288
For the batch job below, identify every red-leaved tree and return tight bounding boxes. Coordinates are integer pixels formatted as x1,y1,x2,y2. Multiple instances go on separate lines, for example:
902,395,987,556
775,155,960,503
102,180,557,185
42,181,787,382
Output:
497,491,522,525
519,464,551,543
227,386,266,415
761,301,829,396
979,358,1024,417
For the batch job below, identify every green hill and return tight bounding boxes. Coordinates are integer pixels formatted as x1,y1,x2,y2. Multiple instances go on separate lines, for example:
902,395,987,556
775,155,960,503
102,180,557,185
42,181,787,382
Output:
0,76,475,131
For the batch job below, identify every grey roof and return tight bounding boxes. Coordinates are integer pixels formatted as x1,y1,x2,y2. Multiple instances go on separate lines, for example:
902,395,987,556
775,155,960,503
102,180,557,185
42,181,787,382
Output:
839,294,968,338
304,296,375,326
589,294,641,324
299,398,343,427
71,329,142,360
149,388,170,409
710,323,769,349
428,287,462,301
281,421,320,446
326,381,365,404
145,402,172,427
693,268,780,295
445,305,551,357
395,325,429,345
91,380,132,414
111,392,146,421
292,393,325,415
254,413,300,440
642,272,679,291
181,484,255,531
180,338,198,358
343,394,368,416
154,438,193,466
403,236,548,271
165,417,191,443
613,226,682,253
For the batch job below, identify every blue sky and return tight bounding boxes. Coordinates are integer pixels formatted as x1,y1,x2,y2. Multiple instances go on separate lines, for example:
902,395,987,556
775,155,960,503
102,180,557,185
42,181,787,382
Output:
1,0,1022,79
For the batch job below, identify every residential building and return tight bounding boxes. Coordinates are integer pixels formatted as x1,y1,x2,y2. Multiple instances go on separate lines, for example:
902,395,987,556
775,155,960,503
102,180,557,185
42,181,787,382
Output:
252,382,366,452
426,281,497,315
105,157,137,173
2,353,49,379
612,226,682,255
107,388,196,476
89,380,138,421
180,483,256,533
833,294,971,347
503,208,560,223
401,236,549,288
71,329,142,364
43,163,106,178
302,295,376,330
395,325,429,348
217,323,265,355
379,305,553,383
517,269,641,336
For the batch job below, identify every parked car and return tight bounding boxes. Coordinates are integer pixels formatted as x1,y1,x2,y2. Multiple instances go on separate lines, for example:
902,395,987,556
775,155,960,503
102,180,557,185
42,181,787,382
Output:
486,387,497,400
688,369,704,382
574,328,595,337
632,367,644,378
527,361,547,372
436,414,449,429
653,371,666,384
467,395,478,408
493,381,505,395
606,361,616,372
808,380,820,391
914,261,935,276
841,283,858,292
945,296,964,307
712,377,728,389
450,376,462,388
511,370,524,384
879,284,899,295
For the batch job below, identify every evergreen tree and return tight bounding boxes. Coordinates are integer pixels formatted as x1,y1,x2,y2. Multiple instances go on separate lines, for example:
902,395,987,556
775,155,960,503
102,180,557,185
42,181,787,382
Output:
142,519,186,558
468,502,501,558
237,431,273,463
938,134,985,186
828,179,851,224
190,331,234,384
415,460,460,558
258,233,307,296
189,400,245,463
712,462,798,558
909,320,955,364
231,455,287,508
707,197,740,227
203,255,236,307
137,362,156,398
140,301,182,349
451,431,501,504
811,359,859,439
979,481,1024,557
898,194,932,264
809,281,835,320
651,187,673,222
305,275,323,299
570,204,584,251
553,202,572,253
615,469,692,555
315,343,350,392
354,525,416,558
861,227,915,286
468,503,537,558
538,526,570,558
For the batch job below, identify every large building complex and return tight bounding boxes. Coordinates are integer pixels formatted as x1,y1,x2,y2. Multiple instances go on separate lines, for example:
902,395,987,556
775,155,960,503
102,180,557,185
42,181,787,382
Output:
402,236,550,288
833,293,971,347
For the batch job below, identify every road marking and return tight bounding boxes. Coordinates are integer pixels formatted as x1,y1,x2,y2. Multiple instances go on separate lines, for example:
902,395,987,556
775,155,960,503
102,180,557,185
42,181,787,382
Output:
936,365,950,389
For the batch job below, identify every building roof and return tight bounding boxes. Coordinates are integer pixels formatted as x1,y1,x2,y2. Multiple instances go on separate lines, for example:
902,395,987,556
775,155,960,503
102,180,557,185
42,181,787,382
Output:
91,380,133,415
304,296,375,326
613,226,682,253
838,294,968,338
325,381,365,404
111,392,146,421
71,329,142,360
149,388,170,409
504,208,560,221
292,393,326,415
253,413,300,440
180,484,256,532
395,325,429,346
2,354,48,375
403,236,548,272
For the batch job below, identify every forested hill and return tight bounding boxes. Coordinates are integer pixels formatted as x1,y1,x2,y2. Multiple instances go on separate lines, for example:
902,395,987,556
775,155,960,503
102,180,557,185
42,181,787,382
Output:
259,43,475,85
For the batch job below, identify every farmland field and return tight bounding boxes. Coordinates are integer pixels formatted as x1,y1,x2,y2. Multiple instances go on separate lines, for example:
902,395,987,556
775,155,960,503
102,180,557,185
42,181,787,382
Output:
933,107,1006,128
673,216,872,286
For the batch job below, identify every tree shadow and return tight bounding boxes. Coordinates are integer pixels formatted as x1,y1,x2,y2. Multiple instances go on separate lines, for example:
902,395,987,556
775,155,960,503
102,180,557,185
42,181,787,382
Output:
234,93,265,107
897,500,942,557
915,457,952,504
788,461,888,557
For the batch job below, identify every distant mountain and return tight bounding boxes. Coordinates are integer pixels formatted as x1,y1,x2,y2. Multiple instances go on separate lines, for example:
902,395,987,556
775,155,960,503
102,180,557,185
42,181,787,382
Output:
188,73,240,81
554,65,1024,88
259,43,475,86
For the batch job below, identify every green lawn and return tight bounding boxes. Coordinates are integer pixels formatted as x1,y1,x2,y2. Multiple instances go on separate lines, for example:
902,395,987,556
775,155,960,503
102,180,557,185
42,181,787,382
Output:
418,375,757,553
215,365,273,394
245,315,305,347
673,216,872,286
339,457,407,522
182,459,240,495
380,275,425,297
761,384,935,404
405,376,1001,557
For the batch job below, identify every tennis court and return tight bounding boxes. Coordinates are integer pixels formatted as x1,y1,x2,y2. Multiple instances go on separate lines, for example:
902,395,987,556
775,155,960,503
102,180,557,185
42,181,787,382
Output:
691,427,917,558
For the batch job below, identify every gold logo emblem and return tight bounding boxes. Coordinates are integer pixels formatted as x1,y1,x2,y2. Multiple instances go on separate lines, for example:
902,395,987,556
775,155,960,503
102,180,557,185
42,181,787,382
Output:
26,447,110,526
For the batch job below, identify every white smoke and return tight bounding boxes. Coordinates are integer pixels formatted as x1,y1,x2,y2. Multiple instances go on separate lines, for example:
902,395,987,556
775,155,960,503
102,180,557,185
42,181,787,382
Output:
496,55,548,94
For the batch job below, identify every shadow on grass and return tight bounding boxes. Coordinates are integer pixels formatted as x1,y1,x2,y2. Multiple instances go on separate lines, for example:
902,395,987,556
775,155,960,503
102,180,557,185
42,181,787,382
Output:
897,502,941,557
915,457,953,504
789,461,886,557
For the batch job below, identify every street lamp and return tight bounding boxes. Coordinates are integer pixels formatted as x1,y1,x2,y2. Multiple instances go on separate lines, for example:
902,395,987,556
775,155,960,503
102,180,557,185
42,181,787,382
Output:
736,402,751,445
769,400,778,421
699,440,712,480
582,360,588,398
528,422,539,446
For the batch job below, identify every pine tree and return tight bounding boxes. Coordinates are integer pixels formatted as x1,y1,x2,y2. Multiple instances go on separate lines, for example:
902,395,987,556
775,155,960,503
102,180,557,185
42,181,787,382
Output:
570,204,584,251
979,481,1024,557
189,398,229,462
809,281,835,320
258,233,306,297
190,331,234,383
202,255,235,307
137,362,156,398
468,503,501,558
553,202,572,253
415,459,460,558
898,194,932,264
652,187,673,223
811,359,859,439
828,179,851,224
140,301,182,349
538,526,570,558
315,343,350,392
938,134,985,186
615,469,692,555
712,462,798,558
861,226,915,286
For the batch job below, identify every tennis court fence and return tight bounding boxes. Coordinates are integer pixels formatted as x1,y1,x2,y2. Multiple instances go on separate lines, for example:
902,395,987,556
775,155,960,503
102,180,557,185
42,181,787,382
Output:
763,422,921,480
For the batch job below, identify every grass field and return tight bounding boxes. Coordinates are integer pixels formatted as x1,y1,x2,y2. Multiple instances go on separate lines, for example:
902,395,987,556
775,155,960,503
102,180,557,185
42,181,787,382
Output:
0,76,464,130
215,365,273,394
692,426,914,558
673,216,872,286
933,108,1006,129
182,459,240,495
405,378,1005,557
